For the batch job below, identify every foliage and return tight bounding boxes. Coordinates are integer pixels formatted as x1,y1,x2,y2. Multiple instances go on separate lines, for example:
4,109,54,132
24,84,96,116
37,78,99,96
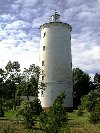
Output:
4,61,21,110
39,92,69,133
1,110,100,133
0,68,6,81
3,99,14,111
5,60,20,73
94,73,100,89
72,68,95,109
89,98,100,124
81,89,100,112
80,89,100,123
77,106,84,116
17,98,42,128
0,61,44,111
20,64,45,98
0,98,4,117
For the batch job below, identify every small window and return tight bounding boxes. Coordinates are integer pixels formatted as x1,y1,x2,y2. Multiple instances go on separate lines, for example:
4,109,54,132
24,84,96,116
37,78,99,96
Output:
71,63,72,68
41,70,44,74
70,35,71,40
43,46,45,51
41,90,44,97
42,61,44,66
42,76,44,80
43,32,46,38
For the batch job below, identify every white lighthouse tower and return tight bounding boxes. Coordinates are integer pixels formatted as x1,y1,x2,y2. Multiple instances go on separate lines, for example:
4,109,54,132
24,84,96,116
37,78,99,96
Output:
39,12,73,111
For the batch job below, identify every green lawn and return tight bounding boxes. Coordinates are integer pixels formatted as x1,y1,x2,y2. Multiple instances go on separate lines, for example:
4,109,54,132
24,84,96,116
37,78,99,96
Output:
68,110,100,133
0,110,100,133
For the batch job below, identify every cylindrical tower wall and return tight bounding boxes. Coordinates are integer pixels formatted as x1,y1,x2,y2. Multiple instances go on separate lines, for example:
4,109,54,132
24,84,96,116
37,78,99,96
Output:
39,22,73,108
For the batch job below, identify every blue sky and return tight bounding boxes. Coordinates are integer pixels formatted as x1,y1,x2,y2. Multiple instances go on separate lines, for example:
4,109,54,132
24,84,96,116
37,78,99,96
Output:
0,0,100,78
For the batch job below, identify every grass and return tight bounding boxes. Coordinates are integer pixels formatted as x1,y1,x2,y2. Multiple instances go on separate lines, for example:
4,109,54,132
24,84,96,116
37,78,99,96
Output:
0,110,100,133
68,110,100,133
0,110,28,133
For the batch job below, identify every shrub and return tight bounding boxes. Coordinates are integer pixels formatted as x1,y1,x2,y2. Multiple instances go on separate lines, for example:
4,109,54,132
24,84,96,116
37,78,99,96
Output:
77,106,83,116
17,98,42,128
89,98,100,124
81,90,100,112
80,89,100,124
39,92,69,133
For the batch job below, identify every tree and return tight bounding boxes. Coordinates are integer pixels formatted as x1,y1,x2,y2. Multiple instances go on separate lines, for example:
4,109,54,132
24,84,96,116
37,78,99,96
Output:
5,61,20,74
0,68,6,81
0,62,45,113
21,64,45,99
5,61,21,109
94,73,100,89
72,68,92,109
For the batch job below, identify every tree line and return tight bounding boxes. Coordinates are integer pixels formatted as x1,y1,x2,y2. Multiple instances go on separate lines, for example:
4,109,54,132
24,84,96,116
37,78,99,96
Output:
0,60,100,132
0,60,45,111
0,61,100,111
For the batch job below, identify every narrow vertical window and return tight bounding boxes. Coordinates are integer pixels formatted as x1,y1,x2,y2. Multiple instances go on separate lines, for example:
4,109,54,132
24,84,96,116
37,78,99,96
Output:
43,32,46,38
41,90,44,97
43,46,45,51
71,63,72,68
70,35,71,40
42,61,44,66
42,76,44,80
41,70,44,74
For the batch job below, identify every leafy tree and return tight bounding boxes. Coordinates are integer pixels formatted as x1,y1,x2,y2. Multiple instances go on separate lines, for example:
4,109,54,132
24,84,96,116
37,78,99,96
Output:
94,73,100,89
5,61,20,74
21,64,45,99
0,68,6,81
0,68,6,98
0,62,44,112
4,61,21,109
72,68,92,108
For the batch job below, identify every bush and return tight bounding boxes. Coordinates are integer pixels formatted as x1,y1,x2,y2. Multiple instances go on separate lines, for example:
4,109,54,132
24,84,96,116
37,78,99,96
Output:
39,92,69,133
80,89,100,124
17,98,42,128
81,90,100,112
77,106,83,116
89,98,100,124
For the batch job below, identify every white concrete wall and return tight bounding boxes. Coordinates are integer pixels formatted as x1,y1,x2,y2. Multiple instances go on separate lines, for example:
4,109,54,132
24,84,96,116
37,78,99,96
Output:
39,22,73,108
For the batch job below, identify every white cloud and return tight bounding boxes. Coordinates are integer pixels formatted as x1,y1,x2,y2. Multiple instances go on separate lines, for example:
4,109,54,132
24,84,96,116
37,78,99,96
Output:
0,0,100,78
90,45,100,60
